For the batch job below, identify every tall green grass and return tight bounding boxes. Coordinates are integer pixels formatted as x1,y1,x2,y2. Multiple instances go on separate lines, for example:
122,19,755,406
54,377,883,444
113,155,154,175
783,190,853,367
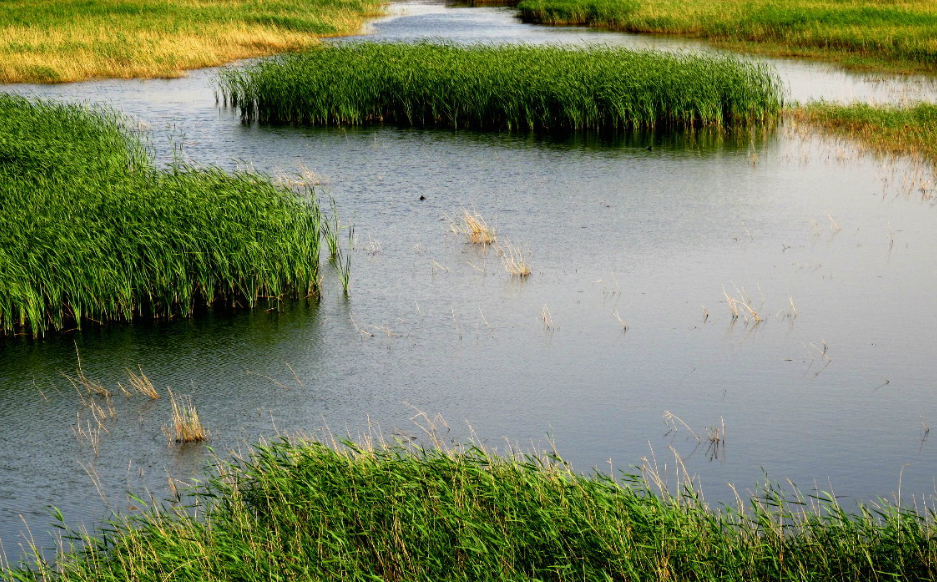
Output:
4,435,936,580
0,94,335,337
218,42,784,131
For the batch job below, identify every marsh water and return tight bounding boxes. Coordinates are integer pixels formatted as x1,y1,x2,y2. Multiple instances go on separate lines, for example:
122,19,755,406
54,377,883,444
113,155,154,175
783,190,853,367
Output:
3,0,937,561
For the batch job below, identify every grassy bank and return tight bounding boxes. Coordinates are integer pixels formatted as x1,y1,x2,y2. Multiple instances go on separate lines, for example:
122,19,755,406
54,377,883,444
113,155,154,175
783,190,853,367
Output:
793,102,937,165
510,0,937,74
218,42,783,130
0,94,337,337
0,0,383,84
3,436,936,580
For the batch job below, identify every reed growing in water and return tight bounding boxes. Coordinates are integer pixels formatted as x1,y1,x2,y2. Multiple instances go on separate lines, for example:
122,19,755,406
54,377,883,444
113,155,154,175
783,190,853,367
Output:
4,435,936,580
0,94,334,337
218,42,784,131
793,102,937,166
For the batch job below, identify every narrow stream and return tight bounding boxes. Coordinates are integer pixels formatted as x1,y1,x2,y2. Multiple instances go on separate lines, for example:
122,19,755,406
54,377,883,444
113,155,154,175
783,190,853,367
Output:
2,0,937,563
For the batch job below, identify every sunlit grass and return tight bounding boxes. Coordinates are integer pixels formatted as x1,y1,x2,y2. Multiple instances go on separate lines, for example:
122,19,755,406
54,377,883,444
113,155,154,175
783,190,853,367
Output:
0,94,337,337
218,42,784,131
512,0,937,74
4,433,937,580
0,0,384,83
793,102,937,166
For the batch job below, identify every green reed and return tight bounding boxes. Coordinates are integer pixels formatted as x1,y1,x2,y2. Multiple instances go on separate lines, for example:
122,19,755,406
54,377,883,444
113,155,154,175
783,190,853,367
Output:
0,94,334,337
217,42,783,131
4,435,935,581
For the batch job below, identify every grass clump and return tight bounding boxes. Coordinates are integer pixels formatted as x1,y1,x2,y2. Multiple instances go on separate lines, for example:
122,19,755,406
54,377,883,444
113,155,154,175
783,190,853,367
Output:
218,42,784,131
4,435,937,581
0,94,334,337
793,102,937,165
0,0,384,83
512,0,937,74
163,388,208,444
449,208,497,245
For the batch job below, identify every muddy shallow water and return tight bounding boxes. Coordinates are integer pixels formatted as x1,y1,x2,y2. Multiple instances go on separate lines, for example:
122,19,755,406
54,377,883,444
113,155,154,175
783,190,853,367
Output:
2,1,937,562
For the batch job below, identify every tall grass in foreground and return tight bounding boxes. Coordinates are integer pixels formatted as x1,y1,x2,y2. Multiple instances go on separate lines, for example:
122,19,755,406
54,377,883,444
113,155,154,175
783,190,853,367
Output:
0,94,335,337
793,102,937,166
512,0,937,74
0,0,383,83
218,42,783,131
4,435,936,581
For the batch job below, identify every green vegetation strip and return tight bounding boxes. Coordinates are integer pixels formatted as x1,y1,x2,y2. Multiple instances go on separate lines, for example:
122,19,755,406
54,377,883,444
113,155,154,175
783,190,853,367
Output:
0,94,333,337
510,0,937,74
4,438,936,580
218,42,783,131
794,102,937,165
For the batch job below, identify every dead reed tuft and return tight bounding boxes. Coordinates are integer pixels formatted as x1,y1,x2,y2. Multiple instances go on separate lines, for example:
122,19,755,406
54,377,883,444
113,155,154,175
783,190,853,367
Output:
119,367,160,399
497,240,531,277
449,208,496,245
162,387,209,444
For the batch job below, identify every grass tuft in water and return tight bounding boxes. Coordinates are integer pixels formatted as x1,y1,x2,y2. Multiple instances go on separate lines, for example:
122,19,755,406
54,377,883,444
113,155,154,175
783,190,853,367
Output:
0,94,339,337
218,42,784,131
4,435,937,580
162,388,208,444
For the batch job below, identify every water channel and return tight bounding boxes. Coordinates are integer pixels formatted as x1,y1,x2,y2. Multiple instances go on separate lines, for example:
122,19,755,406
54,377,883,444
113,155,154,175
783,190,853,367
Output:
2,0,937,562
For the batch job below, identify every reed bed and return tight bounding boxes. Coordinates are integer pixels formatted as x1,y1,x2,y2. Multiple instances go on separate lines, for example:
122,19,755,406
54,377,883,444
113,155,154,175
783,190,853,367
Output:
0,94,334,337
793,102,937,166
218,42,784,131
4,435,937,581
513,0,937,74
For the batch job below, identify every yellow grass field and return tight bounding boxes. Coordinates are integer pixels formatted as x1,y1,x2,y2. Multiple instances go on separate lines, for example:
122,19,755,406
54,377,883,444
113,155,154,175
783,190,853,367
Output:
0,0,384,83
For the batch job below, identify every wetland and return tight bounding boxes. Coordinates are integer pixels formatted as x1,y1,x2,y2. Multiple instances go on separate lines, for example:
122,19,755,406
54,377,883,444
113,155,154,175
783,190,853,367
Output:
2,0,937,575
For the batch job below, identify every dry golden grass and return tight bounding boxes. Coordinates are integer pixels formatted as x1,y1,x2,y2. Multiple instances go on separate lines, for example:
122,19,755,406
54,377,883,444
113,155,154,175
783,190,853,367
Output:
449,208,497,245
0,0,384,83
163,387,209,444
497,240,531,277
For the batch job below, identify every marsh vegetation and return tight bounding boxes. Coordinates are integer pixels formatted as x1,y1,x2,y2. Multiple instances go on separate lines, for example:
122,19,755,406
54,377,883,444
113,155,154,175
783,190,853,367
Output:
511,0,937,74
218,42,784,131
5,435,937,581
0,0,383,83
0,95,340,337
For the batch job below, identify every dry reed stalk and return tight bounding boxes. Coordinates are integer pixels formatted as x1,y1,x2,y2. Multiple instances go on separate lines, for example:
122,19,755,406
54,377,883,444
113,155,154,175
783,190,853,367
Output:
121,367,160,399
450,208,496,245
163,387,208,444
497,240,531,277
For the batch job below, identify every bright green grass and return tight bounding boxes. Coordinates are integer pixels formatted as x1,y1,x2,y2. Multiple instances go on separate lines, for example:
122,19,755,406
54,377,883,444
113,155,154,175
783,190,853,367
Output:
511,0,937,74
0,94,335,337
794,102,937,165
3,436,936,581
217,42,784,131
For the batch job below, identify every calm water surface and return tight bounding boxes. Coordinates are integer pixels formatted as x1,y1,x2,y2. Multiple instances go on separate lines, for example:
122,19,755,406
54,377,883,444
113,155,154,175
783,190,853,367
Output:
2,1,937,561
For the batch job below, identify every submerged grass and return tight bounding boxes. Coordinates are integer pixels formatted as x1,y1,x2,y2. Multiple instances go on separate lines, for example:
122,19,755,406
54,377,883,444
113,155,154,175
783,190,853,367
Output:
218,42,784,131
793,102,937,166
0,94,334,337
511,0,937,74
0,0,384,83
4,435,937,580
